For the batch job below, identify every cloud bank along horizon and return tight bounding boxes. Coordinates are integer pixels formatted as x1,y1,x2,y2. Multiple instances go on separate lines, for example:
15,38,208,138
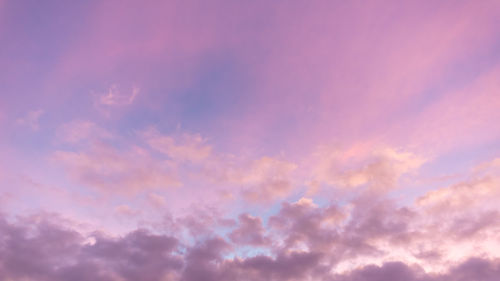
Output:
1,0,500,280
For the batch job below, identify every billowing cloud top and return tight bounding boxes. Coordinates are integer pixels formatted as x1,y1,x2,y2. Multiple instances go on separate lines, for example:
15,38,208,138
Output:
0,0,499,280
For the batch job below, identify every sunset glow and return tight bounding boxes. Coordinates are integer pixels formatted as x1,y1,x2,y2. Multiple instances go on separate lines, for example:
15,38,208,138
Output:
1,1,500,280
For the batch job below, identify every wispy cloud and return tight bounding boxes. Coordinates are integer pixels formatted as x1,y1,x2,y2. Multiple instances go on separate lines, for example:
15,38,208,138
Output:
52,142,180,194
93,84,139,109
56,120,112,144
16,109,44,131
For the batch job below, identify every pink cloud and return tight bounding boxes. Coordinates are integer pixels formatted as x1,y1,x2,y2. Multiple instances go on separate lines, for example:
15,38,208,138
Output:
229,214,270,246
141,127,212,163
2,156,500,278
94,84,139,107
417,176,500,213
1,191,499,281
16,109,44,131
417,158,500,213
206,156,299,204
56,120,112,144
53,142,180,194
309,145,426,192
141,127,300,204
114,204,140,217
147,193,167,209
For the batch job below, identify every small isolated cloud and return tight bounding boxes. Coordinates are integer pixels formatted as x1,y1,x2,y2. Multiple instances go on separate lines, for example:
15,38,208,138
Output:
94,84,139,107
114,204,140,217
16,109,44,131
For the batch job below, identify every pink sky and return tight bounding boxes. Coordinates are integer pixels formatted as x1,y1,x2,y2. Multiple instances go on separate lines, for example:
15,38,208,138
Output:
1,1,500,280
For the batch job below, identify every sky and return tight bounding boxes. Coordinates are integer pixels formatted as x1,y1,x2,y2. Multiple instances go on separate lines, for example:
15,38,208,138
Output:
0,0,500,280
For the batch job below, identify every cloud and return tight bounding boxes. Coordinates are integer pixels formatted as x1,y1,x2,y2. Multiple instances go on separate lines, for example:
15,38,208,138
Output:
141,127,212,163
50,125,300,206
236,157,298,203
56,120,112,144
417,176,500,213
446,210,500,240
229,214,270,246
94,84,139,107
0,211,498,281
0,213,183,281
331,258,500,281
199,155,298,204
148,193,167,208
218,251,324,281
142,127,299,203
181,237,231,281
331,261,425,281
1,184,500,281
417,159,500,213
53,142,180,194
114,205,140,217
47,122,500,272
16,109,44,131
311,146,426,191
268,198,344,253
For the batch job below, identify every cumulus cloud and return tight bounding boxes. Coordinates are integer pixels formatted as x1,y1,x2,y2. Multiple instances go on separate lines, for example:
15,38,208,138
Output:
2,156,500,276
332,258,500,281
268,198,343,252
229,214,270,246
1,203,500,281
45,125,500,278
0,213,182,281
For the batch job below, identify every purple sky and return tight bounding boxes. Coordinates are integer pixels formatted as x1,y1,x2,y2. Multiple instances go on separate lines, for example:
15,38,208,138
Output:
1,1,500,280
